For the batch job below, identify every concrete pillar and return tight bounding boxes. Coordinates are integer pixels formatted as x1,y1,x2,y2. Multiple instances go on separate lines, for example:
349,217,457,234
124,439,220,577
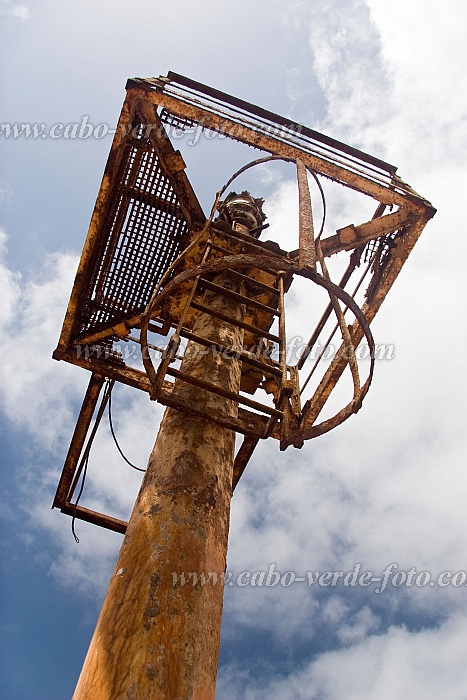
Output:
72,270,245,700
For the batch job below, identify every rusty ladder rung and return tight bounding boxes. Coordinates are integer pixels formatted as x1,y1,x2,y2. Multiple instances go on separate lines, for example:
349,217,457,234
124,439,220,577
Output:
198,277,280,316
215,226,285,258
207,243,281,293
222,268,280,296
167,367,283,418
210,241,241,256
181,328,281,377
190,301,281,344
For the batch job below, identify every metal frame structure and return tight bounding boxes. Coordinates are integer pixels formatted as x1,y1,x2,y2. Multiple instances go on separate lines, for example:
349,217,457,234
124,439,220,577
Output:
53,72,435,533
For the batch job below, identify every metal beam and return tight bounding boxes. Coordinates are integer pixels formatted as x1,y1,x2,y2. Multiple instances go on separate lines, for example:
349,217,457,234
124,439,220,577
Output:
135,98,205,230
165,72,397,175
128,86,435,215
297,158,316,269
320,208,413,257
232,437,260,491
61,503,127,535
52,373,105,508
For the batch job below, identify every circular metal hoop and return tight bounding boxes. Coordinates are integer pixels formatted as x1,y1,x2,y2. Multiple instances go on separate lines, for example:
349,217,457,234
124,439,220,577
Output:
140,253,375,442
209,154,327,240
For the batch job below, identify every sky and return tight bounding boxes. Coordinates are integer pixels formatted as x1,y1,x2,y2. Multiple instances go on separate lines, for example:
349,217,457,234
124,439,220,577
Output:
1,0,467,698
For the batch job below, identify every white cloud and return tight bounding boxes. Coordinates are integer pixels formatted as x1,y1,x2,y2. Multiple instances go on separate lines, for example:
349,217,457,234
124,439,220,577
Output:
301,0,391,154
0,0,29,19
0,230,20,327
0,236,85,447
337,605,380,644
367,0,467,169
217,611,467,699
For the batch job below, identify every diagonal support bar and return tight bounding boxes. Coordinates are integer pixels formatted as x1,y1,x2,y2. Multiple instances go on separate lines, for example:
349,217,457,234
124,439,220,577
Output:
52,373,105,508
296,158,316,270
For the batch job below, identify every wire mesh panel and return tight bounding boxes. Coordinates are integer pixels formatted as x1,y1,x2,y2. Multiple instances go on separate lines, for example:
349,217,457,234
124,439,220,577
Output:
78,119,189,338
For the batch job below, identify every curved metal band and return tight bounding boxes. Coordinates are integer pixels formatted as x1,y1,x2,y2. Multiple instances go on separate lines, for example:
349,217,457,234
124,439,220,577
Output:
140,253,375,442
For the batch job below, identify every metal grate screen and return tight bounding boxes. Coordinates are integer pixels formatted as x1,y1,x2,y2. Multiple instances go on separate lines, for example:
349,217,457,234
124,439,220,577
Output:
79,120,189,336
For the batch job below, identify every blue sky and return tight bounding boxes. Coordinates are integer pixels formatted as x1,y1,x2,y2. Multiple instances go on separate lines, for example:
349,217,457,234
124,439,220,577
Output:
1,1,467,698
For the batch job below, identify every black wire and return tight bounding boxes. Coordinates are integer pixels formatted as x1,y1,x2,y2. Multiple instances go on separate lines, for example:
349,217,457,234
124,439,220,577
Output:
108,385,145,473
71,380,144,543
71,452,89,544
70,380,114,543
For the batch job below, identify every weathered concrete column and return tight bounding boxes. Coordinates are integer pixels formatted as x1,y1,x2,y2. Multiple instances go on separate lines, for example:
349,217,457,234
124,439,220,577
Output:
73,272,245,700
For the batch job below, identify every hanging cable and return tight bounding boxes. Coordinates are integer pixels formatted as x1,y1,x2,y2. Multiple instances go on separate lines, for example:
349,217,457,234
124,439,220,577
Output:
107,382,145,473
71,379,143,542
71,379,114,543
71,453,89,543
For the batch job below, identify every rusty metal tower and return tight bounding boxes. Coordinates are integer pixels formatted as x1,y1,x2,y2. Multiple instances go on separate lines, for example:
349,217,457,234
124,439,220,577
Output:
52,73,435,698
